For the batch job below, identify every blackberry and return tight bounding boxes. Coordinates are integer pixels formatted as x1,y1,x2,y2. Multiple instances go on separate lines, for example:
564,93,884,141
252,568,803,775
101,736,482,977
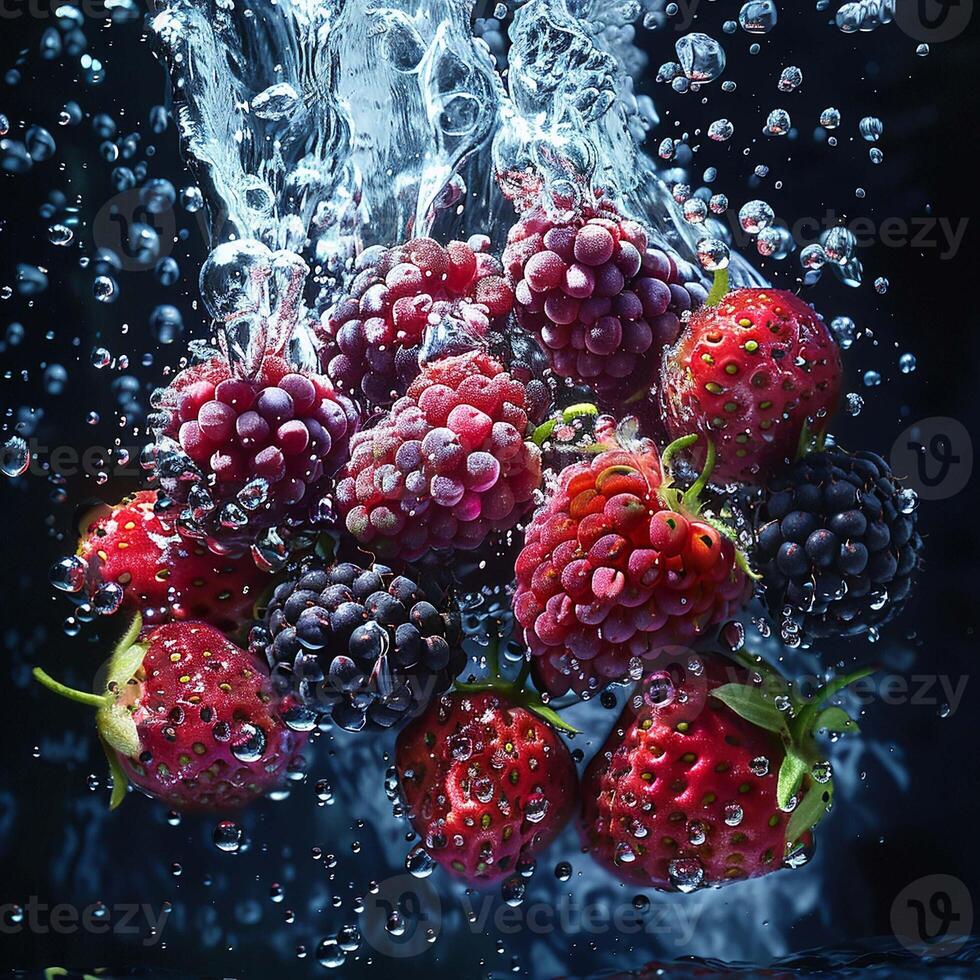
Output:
755,448,923,643
251,560,463,731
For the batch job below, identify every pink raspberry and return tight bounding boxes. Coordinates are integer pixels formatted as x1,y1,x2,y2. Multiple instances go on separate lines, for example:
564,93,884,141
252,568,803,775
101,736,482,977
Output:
502,202,707,400
335,351,547,561
319,236,514,408
151,353,359,557
513,431,751,697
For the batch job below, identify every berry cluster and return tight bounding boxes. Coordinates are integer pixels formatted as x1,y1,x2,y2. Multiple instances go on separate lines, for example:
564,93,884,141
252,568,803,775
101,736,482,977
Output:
152,353,358,555
320,236,514,408
336,350,546,561
503,205,705,398
252,559,462,731
755,448,923,642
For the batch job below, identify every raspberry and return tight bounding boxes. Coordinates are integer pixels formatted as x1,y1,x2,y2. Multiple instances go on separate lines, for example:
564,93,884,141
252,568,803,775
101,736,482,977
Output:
319,236,514,408
754,448,923,643
150,351,359,557
503,204,705,399
335,351,546,561
251,559,462,731
513,428,751,697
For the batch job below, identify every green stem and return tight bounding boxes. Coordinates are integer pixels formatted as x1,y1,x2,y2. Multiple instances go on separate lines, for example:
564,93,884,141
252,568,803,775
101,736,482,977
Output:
681,437,717,513
793,665,877,741
33,668,106,709
660,433,698,476
705,266,729,307
532,403,598,447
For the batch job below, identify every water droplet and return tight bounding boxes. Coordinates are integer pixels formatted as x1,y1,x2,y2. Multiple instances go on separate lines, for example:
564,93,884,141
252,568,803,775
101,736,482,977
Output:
668,857,704,893
213,820,244,852
739,0,778,33
1,436,30,477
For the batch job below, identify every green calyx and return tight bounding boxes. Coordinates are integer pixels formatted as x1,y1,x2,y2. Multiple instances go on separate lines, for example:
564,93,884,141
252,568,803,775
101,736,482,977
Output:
33,613,148,810
531,402,599,448
659,433,760,581
710,662,874,846
705,266,730,308
453,634,580,735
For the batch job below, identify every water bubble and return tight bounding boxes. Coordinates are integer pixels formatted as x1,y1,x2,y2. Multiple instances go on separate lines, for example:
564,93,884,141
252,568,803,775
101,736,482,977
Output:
739,0,778,33
819,107,841,129
140,179,176,215
899,352,916,374
25,126,56,162
554,861,572,881
230,722,266,762
845,392,864,416
316,937,346,969
778,66,803,92
16,264,48,296
696,238,730,271
708,118,734,141
822,226,855,265
156,257,180,287
91,347,112,369
859,116,883,141
150,304,184,344
213,820,244,852
50,556,87,592
763,108,791,136
675,33,727,83
48,224,74,246
831,315,857,348
709,193,729,214
181,186,204,212
874,276,889,294
869,147,883,164
668,857,704,893
1,437,30,477
739,200,775,234
93,276,118,303
149,105,169,134
406,843,436,878
644,671,675,707
658,137,675,160
916,43,929,57
863,370,881,387
682,198,707,223
252,83,301,121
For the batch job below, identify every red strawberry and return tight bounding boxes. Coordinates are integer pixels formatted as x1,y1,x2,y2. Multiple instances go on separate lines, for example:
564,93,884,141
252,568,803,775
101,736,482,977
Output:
660,286,842,485
514,423,752,697
33,616,308,812
580,652,867,891
395,688,578,886
73,491,270,638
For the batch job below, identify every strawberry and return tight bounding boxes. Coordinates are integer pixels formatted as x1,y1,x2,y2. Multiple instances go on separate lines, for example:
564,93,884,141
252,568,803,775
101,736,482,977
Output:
660,282,842,485
33,616,308,812
72,490,270,638
395,682,578,887
514,421,753,697
580,651,868,891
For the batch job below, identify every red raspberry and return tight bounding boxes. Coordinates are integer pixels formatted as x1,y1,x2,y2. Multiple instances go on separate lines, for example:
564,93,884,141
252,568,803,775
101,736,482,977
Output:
319,236,514,408
503,203,706,399
513,429,751,697
335,351,546,561
660,288,842,484
151,353,359,557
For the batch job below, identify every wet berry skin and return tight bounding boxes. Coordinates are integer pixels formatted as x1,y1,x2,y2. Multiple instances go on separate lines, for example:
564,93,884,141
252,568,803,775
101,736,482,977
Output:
754,448,923,641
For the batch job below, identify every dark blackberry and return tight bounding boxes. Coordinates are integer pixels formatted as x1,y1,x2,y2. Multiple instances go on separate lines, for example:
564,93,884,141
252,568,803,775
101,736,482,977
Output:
754,448,923,643
250,560,463,731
